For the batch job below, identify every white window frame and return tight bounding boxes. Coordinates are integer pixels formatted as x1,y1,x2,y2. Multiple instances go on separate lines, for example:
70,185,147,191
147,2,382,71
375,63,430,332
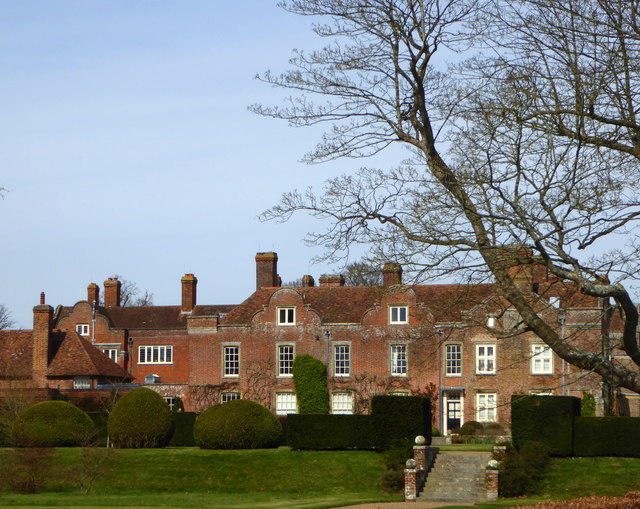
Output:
73,375,90,389
138,345,173,365
475,344,496,375
277,307,296,325
390,344,408,376
102,348,119,362
163,396,177,411
221,391,241,403
275,392,297,415
389,306,408,324
445,344,462,377
76,324,90,336
476,393,497,422
531,344,553,374
277,344,295,377
331,392,354,415
223,344,240,377
333,344,351,377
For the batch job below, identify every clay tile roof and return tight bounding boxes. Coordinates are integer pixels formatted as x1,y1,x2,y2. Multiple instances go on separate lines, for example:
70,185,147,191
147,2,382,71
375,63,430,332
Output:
97,305,237,330
0,330,33,378
47,331,132,380
221,284,498,325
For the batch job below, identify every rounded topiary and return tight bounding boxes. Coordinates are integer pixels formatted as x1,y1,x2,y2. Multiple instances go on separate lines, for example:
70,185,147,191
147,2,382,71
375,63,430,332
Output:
292,354,329,414
11,400,95,447
194,399,283,449
107,388,173,448
459,420,485,436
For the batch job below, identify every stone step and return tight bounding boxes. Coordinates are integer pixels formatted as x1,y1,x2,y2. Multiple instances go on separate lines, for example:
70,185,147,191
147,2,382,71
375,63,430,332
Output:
419,452,491,502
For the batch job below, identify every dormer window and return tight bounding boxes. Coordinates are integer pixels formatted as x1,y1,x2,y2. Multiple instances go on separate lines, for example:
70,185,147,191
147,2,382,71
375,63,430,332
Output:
76,324,90,336
277,307,295,325
389,306,408,324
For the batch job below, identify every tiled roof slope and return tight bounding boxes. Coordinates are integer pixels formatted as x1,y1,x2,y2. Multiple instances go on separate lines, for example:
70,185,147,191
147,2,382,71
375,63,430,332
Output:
0,330,32,378
56,304,236,330
222,284,497,325
47,331,132,380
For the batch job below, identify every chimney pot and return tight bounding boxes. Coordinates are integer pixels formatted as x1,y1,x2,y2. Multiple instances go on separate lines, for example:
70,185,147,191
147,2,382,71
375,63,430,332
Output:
181,273,198,312
382,263,402,287
255,252,278,290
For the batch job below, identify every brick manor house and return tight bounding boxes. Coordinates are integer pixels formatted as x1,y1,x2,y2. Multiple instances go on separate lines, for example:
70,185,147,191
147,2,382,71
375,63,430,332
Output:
0,251,632,433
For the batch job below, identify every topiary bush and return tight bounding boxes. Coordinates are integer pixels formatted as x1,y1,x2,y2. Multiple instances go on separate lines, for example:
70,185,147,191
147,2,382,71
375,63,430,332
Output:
459,420,485,436
581,392,596,417
11,401,95,447
497,441,550,497
292,355,329,414
371,395,431,451
107,388,173,448
194,399,283,449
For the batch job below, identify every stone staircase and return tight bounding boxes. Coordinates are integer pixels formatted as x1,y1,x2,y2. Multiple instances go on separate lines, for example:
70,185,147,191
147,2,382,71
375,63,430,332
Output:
420,451,491,502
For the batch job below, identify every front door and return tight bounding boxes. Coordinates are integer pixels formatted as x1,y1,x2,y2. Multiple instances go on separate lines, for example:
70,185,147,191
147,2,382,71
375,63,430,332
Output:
446,392,462,433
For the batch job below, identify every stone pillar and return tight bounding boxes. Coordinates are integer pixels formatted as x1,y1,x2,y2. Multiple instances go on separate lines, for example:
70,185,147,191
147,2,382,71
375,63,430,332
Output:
404,459,418,502
486,459,500,502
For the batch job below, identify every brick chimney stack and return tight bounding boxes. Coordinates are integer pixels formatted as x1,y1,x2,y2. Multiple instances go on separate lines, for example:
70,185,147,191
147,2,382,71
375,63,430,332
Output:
382,263,402,287
301,275,315,287
87,283,100,304
32,293,53,388
256,252,279,290
319,275,345,287
104,277,121,307
181,273,197,312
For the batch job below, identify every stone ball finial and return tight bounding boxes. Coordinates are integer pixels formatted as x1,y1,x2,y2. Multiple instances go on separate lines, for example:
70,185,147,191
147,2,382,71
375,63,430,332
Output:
405,458,417,469
415,435,426,445
487,459,499,469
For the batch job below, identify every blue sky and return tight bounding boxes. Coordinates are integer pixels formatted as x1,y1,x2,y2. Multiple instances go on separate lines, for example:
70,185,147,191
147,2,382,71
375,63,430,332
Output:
0,1,404,328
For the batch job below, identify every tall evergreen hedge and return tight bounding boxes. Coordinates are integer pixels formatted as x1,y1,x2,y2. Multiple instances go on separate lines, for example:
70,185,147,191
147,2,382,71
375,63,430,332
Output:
287,414,375,450
574,417,640,457
511,395,580,457
371,395,431,450
292,355,329,414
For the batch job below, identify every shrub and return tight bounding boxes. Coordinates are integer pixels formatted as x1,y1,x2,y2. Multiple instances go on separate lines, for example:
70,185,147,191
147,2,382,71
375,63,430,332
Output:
431,427,441,437
11,401,94,447
511,395,580,456
371,395,431,450
484,422,506,436
581,392,596,417
0,447,55,493
168,412,197,447
498,441,550,497
287,414,374,450
194,400,282,449
292,355,329,414
380,441,414,493
459,420,484,436
107,388,173,448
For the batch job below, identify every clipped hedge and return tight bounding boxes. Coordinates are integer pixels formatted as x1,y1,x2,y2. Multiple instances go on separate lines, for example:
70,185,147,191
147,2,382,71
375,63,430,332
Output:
286,414,375,450
371,395,431,450
168,412,197,446
12,401,95,447
108,388,173,448
511,395,580,457
574,417,640,457
292,355,329,414
194,400,282,449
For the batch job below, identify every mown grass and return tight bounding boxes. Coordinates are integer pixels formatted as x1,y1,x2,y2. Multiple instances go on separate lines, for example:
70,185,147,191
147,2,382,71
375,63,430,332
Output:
0,446,401,508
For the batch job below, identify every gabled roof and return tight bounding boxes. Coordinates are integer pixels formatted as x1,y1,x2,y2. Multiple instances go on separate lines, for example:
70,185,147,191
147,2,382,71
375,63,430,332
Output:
47,331,132,380
0,330,32,378
221,283,497,325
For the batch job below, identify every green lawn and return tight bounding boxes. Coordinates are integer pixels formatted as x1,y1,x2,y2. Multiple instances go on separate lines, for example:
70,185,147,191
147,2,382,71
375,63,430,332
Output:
2,448,640,509
0,447,402,508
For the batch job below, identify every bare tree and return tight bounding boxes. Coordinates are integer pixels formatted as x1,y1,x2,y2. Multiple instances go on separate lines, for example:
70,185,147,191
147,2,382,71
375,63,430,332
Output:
0,305,15,330
343,261,382,286
102,276,154,307
255,0,640,396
